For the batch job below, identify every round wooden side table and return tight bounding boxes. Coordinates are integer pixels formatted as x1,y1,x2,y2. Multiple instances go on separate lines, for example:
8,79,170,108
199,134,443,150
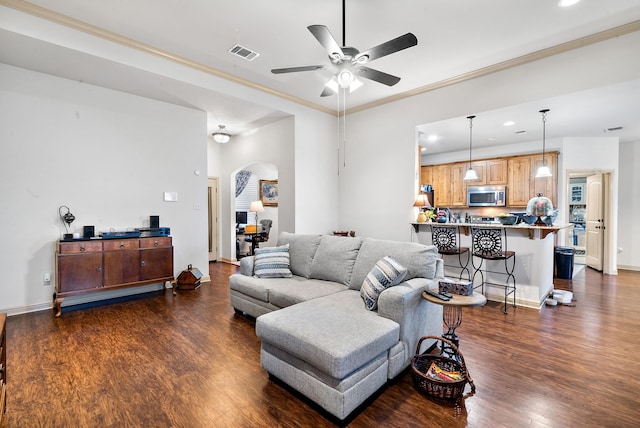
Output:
422,290,487,358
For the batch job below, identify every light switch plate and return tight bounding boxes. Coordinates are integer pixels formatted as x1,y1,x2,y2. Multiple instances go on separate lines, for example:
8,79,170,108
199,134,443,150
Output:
164,192,178,202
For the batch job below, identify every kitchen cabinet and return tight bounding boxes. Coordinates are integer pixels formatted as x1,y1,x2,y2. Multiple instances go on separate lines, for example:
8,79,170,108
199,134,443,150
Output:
54,237,174,316
422,153,549,208
420,165,433,189
486,159,508,184
507,156,532,207
531,153,557,205
450,162,467,206
432,164,451,206
508,153,557,207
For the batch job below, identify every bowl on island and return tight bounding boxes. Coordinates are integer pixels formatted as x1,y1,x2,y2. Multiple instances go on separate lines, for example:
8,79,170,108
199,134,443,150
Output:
497,215,518,225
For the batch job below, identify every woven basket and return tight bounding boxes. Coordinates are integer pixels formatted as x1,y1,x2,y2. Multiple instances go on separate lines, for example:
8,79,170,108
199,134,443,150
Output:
411,335,475,400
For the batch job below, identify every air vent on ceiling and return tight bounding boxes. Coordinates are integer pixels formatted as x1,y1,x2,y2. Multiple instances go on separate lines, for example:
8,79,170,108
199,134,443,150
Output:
228,44,260,61
515,130,527,134
604,126,623,132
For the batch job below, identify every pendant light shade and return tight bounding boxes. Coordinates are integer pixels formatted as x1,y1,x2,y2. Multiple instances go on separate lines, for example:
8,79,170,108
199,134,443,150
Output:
463,115,478,180
535,109,552,178
212,125,231,144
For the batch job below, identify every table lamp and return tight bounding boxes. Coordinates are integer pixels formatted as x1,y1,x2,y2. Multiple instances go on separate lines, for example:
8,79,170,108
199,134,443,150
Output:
250,200,265,231
413,194,432,223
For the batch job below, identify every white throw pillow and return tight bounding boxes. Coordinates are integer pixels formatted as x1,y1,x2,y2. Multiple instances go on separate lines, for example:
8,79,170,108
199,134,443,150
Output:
360,256,408,311
254,244,293,278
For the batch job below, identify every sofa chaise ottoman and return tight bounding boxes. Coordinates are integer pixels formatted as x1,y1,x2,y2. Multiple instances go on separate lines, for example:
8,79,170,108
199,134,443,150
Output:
229,232,444,420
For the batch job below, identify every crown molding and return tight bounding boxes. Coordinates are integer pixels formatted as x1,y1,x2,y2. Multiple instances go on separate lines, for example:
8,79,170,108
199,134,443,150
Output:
346,20,640,115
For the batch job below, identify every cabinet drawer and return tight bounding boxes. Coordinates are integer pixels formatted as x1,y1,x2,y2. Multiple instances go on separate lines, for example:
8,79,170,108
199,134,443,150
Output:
139,237,172,248
58,241,103,254
103,239,139,251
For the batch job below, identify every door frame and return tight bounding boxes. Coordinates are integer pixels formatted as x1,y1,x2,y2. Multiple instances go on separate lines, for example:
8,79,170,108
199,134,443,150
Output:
208,177,219,262
565,169,614,274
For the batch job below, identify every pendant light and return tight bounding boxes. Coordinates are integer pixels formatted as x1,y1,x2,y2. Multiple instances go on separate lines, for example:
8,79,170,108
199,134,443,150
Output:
463,115,478,180
212,125,231,144
535,109,552,178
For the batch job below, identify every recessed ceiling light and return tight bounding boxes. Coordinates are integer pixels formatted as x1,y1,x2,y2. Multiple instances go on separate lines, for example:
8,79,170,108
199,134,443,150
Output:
427,134,438,142
559,0,580,7
503,121,515,127
488,137,497,141
421,147,427,151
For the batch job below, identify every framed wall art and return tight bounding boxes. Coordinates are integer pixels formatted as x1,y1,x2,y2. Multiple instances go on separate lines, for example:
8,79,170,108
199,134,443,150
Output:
260,179,278,207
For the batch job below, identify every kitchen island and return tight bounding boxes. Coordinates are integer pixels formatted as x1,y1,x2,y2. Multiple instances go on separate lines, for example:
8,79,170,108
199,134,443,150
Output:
412,222,573,309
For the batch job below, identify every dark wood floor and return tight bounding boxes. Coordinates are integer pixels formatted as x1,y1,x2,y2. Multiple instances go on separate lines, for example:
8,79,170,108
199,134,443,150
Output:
5,263,640,427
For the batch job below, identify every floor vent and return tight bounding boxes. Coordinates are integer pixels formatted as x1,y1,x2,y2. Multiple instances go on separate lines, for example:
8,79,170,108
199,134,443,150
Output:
228,44,260,61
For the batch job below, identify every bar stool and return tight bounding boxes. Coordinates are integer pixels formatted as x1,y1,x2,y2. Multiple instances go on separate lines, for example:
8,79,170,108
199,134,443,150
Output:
470,227,516,313
430,225,471,281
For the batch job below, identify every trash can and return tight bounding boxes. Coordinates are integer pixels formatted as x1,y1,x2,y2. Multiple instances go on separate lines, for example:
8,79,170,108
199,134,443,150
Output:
554,247,574,279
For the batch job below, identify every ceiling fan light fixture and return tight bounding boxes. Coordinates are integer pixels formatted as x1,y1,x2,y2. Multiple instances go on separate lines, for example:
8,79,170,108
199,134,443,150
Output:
337,69,355,88
212,125,231,144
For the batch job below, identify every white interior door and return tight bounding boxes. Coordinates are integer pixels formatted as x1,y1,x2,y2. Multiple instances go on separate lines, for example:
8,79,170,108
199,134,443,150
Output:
585,173,604,271
208,177,219,262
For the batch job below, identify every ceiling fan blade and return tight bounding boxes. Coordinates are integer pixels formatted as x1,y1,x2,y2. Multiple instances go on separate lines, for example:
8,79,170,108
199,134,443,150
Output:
356,66,401,86
355,33,418,63
308,25,344,59
320,87,335,97
271,65,326,74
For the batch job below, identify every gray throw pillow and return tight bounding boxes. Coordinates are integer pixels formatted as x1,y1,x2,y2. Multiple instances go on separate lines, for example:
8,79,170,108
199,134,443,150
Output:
350,238,439,290
277,232,322,278
308,235,364,285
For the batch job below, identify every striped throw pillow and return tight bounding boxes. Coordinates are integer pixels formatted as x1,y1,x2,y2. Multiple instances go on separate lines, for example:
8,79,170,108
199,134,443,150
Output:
253,244,293,278
360,256,408,311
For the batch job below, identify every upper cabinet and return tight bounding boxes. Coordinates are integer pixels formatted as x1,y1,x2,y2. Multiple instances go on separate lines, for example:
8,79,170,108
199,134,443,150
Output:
423,152,557,208
462,159,508,186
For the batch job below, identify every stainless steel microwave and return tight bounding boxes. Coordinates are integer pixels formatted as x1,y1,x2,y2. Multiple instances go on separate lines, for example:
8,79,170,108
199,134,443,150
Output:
467,186,506,207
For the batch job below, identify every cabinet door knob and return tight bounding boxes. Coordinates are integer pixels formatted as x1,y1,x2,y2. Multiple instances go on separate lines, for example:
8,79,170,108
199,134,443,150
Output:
120,243,125,249
141,261,146,267
96,267,102,272
80,247,86,252
153,241,159,247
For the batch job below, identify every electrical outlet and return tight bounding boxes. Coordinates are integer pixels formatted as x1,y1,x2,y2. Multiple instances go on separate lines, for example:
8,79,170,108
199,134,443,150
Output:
43,272,51,285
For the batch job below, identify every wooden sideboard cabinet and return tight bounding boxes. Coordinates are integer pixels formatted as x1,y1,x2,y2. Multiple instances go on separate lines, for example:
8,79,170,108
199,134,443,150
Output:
1,313,6,425
54,237,174,317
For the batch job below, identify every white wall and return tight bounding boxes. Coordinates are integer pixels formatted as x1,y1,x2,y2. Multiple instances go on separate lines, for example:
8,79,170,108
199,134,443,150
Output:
618,141,640,270
0,63,209,314
208,113,339,261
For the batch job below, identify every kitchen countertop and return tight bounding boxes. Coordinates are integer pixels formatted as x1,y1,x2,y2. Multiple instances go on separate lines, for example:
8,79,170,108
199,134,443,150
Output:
411,221,573,239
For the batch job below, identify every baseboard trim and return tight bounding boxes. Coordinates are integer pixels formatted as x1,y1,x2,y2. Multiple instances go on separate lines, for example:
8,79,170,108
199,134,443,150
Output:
617,265,640,272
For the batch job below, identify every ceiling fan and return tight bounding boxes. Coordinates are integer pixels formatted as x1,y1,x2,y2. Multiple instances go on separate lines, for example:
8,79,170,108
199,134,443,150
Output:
271,0,418,97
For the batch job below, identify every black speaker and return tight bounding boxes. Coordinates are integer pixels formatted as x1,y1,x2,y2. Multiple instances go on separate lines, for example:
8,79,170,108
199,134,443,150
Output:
83,226,95,238
150,216,160,228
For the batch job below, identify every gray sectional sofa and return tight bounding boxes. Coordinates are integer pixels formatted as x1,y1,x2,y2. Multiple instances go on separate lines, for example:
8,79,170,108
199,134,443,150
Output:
229,232,444,420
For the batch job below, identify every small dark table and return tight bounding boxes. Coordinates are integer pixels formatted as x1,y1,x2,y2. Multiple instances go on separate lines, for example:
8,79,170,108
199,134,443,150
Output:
422,290,486,358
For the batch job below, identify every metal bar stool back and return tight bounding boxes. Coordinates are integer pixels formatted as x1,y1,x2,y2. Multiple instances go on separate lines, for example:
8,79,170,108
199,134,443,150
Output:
431,225,471,280
470,227,516,313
